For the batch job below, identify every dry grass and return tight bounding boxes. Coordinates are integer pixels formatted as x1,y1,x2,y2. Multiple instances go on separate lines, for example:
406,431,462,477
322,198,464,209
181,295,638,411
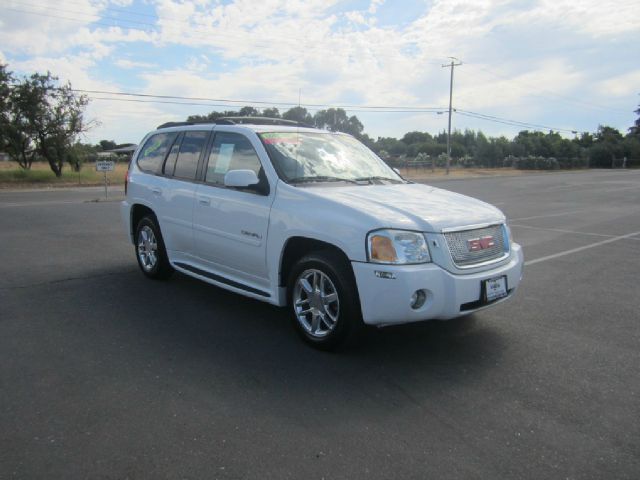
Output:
0,160,561,189
0,161,128,188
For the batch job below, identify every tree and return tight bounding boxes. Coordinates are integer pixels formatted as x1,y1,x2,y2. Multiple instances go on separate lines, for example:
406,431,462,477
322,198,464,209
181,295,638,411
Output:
0,64,38,170
282,106,314,125
238,106,260,117
590,125,624,167
313,108,364,138
1,68,91,176
629,104,640,137
261,107,281,118
402,131,432,145
98,139,117,151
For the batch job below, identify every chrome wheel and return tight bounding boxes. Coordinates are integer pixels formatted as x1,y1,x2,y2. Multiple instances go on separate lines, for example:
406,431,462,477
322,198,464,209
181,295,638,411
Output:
137,225,158,272
293,269,340,338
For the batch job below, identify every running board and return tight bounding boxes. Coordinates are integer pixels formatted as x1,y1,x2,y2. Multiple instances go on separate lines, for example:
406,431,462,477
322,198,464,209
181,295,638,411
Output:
174,262,271,298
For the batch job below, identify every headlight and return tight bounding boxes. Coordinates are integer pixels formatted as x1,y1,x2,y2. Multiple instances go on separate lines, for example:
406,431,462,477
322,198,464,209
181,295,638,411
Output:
367,229,431,264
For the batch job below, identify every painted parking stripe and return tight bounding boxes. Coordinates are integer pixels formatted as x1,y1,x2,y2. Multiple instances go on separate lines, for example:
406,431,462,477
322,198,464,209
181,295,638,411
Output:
511,224,640,240
510,209,589,221
525,230,640,266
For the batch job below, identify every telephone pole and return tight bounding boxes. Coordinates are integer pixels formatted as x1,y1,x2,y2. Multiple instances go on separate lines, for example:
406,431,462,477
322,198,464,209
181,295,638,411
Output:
442,57,462,175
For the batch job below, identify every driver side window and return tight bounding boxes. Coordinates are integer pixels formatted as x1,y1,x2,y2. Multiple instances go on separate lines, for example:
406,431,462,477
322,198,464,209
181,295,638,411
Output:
205,132,263,186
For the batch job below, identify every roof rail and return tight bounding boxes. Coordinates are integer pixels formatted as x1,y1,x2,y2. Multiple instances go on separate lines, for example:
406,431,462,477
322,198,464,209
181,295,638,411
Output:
217,116,315,128
157,117,316,130
156,120,218,129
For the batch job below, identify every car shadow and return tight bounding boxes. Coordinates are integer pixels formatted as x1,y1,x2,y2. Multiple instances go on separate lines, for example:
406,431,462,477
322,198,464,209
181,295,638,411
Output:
39,267,508,420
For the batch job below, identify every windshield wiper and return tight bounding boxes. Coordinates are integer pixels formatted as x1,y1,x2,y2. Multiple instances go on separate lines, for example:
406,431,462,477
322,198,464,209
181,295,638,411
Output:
288,176,362,185
353,176,405,184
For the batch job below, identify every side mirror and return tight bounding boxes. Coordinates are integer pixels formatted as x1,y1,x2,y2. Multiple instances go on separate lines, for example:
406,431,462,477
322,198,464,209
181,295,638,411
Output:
224,169,259,188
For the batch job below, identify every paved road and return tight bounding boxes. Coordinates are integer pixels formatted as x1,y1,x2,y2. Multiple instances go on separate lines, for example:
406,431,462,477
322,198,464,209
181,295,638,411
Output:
1,171,639,479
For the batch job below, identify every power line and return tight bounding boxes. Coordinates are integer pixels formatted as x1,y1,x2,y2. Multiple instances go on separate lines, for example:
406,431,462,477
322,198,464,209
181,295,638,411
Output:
83,93,582,133
71,88,445,111
455,109,580,134
463,61,629,115
86,96,447,114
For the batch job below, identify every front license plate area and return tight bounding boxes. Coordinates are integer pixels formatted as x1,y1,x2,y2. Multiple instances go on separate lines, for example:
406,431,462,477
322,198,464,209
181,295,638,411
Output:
483,275,508,303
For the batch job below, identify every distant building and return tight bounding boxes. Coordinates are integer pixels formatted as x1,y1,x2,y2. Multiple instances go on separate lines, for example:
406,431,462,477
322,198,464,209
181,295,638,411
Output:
99,145,138,162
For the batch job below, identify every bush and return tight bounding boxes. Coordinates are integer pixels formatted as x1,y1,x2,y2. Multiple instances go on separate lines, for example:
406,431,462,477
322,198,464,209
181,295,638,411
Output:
459,156,475,168
535,157,560,170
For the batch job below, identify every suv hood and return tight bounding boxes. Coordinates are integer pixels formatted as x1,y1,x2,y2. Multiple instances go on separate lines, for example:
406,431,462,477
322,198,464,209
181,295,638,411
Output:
303,183,505,232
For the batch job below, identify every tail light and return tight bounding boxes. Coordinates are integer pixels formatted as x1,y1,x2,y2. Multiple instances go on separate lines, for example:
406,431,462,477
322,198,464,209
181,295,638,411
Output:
125,161,131,195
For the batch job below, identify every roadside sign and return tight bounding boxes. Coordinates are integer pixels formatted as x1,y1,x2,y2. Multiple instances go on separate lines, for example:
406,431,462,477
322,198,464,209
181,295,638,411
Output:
96,160,115,172
96,161,115,199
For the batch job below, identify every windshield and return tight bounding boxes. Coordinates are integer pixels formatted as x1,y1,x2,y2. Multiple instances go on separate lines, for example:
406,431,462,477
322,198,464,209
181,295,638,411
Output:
259,132,404,184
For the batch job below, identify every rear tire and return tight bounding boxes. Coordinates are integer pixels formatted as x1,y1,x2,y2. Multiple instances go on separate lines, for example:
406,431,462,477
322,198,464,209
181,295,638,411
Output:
134,215,173,280
288,251,363,351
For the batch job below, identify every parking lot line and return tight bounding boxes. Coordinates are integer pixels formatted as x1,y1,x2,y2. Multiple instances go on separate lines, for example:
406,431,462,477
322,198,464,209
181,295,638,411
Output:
524,230,640,266
511,224,640,240
510,209,589,221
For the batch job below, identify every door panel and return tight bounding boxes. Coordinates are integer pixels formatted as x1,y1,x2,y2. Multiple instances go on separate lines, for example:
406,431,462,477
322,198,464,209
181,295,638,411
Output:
158,131,209,253
193,132,272,284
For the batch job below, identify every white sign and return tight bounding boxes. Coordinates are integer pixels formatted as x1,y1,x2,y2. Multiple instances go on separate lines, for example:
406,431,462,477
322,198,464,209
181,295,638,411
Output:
96,160,115,172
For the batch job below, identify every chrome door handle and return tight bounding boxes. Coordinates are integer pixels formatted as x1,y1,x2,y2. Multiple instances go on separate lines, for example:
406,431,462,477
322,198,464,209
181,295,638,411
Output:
198,197,211,206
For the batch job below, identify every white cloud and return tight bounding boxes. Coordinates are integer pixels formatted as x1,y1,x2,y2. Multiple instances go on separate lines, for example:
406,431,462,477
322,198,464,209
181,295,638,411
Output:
368,0,385,14
345,11,367,25
2,0,636,142
508,0,640,37
114,59,157,69
596,70,640,97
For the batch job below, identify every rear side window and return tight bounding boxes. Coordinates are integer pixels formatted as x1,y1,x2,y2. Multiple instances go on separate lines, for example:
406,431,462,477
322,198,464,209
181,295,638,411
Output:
137,132,177,173
173,131,208,181
205,132,263,186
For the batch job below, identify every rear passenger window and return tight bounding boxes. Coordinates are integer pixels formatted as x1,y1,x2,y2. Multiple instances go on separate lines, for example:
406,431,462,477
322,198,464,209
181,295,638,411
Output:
137,132,177,173
205,132,262,186
162,134,182,176
173,131,208,180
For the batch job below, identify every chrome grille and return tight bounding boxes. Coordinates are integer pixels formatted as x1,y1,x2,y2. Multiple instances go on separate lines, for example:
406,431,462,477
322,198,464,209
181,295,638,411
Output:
444,225,507,267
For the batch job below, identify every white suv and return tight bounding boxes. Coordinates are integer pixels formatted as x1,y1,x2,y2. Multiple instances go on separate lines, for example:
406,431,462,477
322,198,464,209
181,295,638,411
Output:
122,118,524,349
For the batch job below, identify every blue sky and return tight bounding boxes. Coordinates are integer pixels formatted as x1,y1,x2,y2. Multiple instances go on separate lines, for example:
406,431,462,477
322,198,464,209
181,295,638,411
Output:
1,0,638,144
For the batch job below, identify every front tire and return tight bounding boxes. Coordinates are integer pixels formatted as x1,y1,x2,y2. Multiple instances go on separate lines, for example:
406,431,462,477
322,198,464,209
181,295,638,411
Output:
288,251,363,351
134,215,173,280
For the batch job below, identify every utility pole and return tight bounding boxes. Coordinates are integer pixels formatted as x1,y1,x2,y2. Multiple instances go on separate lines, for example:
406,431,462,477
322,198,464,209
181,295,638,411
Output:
442,57,462,175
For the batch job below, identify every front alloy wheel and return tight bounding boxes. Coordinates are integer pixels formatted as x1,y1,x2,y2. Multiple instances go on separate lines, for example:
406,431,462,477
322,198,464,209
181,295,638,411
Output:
293,269,340,338
288,251,363,350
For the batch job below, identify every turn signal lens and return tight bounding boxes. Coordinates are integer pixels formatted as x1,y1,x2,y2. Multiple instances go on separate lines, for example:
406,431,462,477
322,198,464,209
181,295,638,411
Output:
367,229,431,264
370,235,398,262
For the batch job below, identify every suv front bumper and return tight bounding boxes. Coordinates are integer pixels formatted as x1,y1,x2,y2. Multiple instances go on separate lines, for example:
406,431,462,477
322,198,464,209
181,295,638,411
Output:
351,243,523,326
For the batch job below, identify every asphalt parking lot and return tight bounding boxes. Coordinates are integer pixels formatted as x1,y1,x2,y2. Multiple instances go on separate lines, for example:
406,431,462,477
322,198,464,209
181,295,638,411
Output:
1,169,639,479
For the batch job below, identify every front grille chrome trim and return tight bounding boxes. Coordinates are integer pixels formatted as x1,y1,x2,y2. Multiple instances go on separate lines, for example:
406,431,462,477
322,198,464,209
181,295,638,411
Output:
444,224,509,268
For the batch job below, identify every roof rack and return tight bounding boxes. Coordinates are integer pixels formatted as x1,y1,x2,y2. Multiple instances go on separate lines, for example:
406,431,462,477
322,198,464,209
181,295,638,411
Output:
157,117,315,130
156,121,215,129
216,117,314,128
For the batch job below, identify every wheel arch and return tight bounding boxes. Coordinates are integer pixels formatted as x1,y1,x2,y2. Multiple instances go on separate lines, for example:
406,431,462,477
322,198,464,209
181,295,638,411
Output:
130,203,156,244
279,236,354,289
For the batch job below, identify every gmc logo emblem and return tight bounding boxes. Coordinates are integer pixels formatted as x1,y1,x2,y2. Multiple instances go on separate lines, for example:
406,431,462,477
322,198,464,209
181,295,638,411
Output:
467,236,495,252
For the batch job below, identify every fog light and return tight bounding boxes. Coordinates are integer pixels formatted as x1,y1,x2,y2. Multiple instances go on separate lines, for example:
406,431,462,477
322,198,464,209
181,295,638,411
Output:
410,289,427,309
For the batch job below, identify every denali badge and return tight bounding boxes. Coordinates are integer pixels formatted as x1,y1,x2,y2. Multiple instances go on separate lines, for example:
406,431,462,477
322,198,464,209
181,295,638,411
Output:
467,236,495,252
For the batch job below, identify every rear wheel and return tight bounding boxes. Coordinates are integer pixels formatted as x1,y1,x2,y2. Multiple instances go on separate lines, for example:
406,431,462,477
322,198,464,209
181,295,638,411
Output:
135,215,173,280
288,251,363,351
